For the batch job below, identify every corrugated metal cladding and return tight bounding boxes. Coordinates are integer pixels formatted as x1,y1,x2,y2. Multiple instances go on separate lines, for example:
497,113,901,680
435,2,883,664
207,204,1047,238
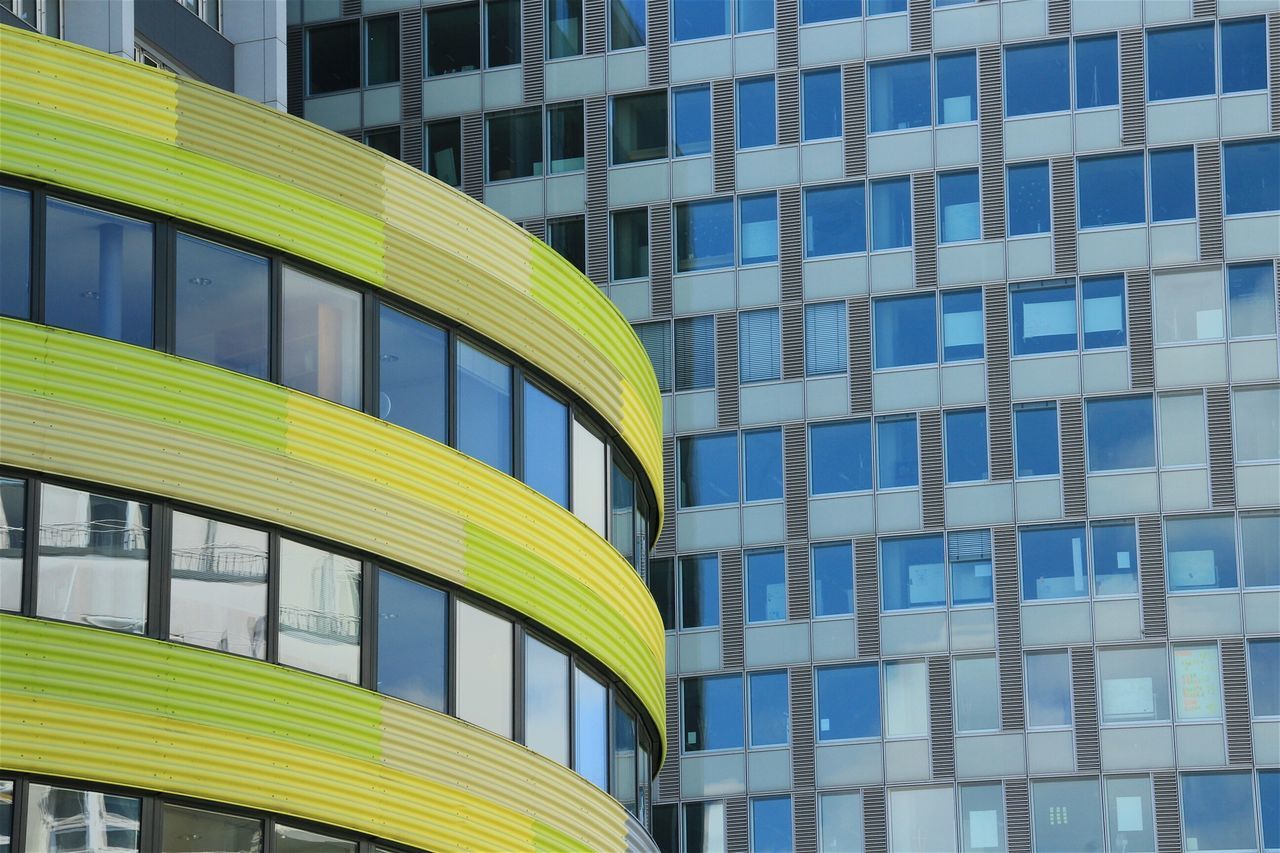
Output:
0,322,666,743
0,617,657,853
0,28,663,509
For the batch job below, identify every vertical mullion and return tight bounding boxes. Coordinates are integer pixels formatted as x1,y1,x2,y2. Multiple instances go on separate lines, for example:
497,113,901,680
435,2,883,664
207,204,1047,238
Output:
30,186,46,326
150,502,170,642
22,475,39,618
513,364,525,484
155,220,173,355
270,257,283,386
363,291,378,418
266,530,281,665
363,561,379,693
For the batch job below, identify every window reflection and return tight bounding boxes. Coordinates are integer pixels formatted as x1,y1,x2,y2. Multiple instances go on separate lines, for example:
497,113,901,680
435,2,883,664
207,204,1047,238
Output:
168,511,267,658
281,267,362,408
278,538,361,683
377,569,447,711
526,382,570,508
1,186,31,318
273,823,358,853
456,340,513,474
175,234,269,379
456,600,513,737
162,804,263,853
0,477,25,613
378,305,448,444
25,784,141,853
613,698,638,814
610,461,635,563
575,666,608,788
525,635,570,765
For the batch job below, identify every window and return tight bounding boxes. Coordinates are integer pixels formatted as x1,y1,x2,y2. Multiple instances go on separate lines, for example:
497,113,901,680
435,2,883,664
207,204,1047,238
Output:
425,5,479,76
1026,649,1072,727
377,570,448,711
456,340,512,474
672,0,728,40
275,824,355,851
612,698,637,811
1074,33,1117,109
278,537,361,683
364,127,400,157
813,541,854,617
941,288,983,362
163,805,261,853
737,77,777,149
876,415,919,489
548,0,583,57
649,558,676,629
954,655,999,732
612,209,649,281
810,420,872,494
873,293,936,368
0,478,25,613
426,119,462,186
868,58,930,132
805,301,848,375
1149,147,1195,222
685,802,727,852
884,659,927,737
1263,770,1280,853
870,177,912,250
803,69,842,141
681,553,720,629
1103,776,1155,853
889,787,956,852
1235,387,1280,462
280,267,363,409
675,198,733,272
612,91,668,164
950,529,993,606
744,427,783,502
673,85,711,157
752,797,792,853
1082,275,1126,349
610,0,645,49
1020,524,1087,601
45,198,154,348
1086,395,1154,471
938,170,980,243
1006,161,1050,236
739,193,778,265
679,432,739,507
169,511,267,659
173,234,269,379
1146,24,1214,101
574,666,608,787
485,0,521,66
1181,773,1257,853
1228,263,1279,338
739,308,780,382
1160,391,1207,467
1221,17,1267,93
487,108,542,181
27,784,142,853
816,663,880,740
1165,514,1238,591
1154,266,1224,344
571,418,605,533
521,636,570,764
960,783,1005,853
377,305,448,443
365,15,399,84
748,670,789,746
636,322,672,392
684,674,744,751
1014,401,1059,477
675,314,715,390
802,0,860,24
524,381,569,507
1242,511,1280,588
746,549,786,623
308,22,359,93
547,101,584,173
1223,139,1280,215
1032,779,1103,853
820,792,864,853
944,409,988,484
936,51,977,124
1004,40,1068,116
805,183,867,257
867,0,906,13
1173,643,1222,721
1078,152,1146,228
1010,278,1076,356
0,187,30,319
548,215,585,272
1250,638,1280,718
1098,645,1170,724
1092,519,1138,596
882,533,946,612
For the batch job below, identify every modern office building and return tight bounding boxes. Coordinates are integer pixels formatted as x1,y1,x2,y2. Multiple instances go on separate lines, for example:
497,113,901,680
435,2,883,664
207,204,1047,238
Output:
0,26,667,852
283,0,1280,850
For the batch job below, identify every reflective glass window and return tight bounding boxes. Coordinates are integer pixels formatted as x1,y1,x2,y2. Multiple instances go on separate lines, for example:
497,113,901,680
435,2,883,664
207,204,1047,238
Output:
876,414,919,489
636,322,672,392
1223,139,1280,215
1092,519,1138,596
162,804,262,853
1242,511,1280,588
945,408,988,483
889,786,956,852
612,208,649,280
378,305,448,443
806,301,848,375
377,569,447,711
684,802,727,853
820,792,864,853
1149,147,1195,222
1,187,32,318
1146,24,1214,101
1010,279,1076,356
548,215,585,273
456,601,512,736
809,420,872,494
867,0,906,13
612,91,668,164
1263,770,1280,852
1221,17,1267,93
1082,274,1126,349
885,659,927,737
938,169,980,243
169,511,267,658
1032,779,1102,853
1026,649,1072,727
672,85,711,157
683,673,743,751
610,0,645,48
274,823,356,852
868,58,930,132
870,176,911,249
746,548,786,623
873,293,936,368
487,108,542,181
0,477,24,612
936,51,977,124
649,558,676,629
425,5,479,76
1020,524,1087,601
611,461,636,563
613,698,638,812
675,314,715,390
671,0,728,40
1154,266,1224,344
748,670,789,746
1004,40,1069,116
680,553,720,629
941,288,983,362
525,635,570,764
308,22,360,92
739,308,780,383
653,804,678,853
1228,262,1278,338
752,797,793,853
679,432,739,507
737,77,776,149
959,782,1005,853
426,119,463,186
881,534,944,611
1014,401,1059,477
816,663,880,740
278,538,360,682
1180,773,1257,852
365,14,400,83
1078,152,1146,228
281,267,362,408
1251,638,1280,718
744,427,783,502
1103,776,1154,853
1098,645,1171,724
739,192,778,265
548,0,583,57
802,0,859,23
949,529,993,606
1074,33,1118,109
547,101,584,173
676,198,733,272
803,68,843,140
812,541,854,617
485,0,520,67
572,419,606,535
523,382,570,507
1007,160,1050,236
1173,643,1222,722
805,183,867,257
954,655,999,732
1086,395,1155,471
1165,514,1238,591
456,341,512,473
25,784,141,853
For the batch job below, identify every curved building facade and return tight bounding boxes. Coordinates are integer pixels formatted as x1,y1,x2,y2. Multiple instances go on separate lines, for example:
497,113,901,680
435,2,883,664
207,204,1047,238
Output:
0,27,667,852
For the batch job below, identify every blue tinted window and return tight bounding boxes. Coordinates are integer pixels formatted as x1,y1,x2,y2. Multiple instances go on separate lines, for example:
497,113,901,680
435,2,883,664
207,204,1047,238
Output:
737,0,773,32
740,308,781,382
874,293,937,368
1078,152,1146,228
610,0,646,48
739,193,778,265
749,672,789,747
1007,161,1051,236
870,177,912,250
1082,275,1126,350
672,0,728,40
805,301,848,375
936,51,977,124
1229,263,1279,338
803,68,842,140
681,553,720,628
1087,395,1154,471
1014,402,1059,477
949,529,993,605
673,85,711,157
1166,514,1238,592
1242,512,1280,588
1224,139,1280,215
457,341,512,473
805,183,866,256
379,305,448,442
810,420,872,495
523,382,569,506
868,58,931,132
676,198,734,272
679,432,739,506
737,77,776,149
812,541,854,617
377,569,447,710
1074,34,1118,109
1251,639,1280,718
1004,40,1069,116
744,428,783,502
683,674,743,751
176,234,269,380
752,797,793,853
1147,24,1214,101
1,187,31,319
945,408,988,483
881,534,945,610
1092,519,1138,596
1011,279,1077,356
747,549,786,623
938,169,980,243
876,415,918,489
866,0,905,14
942,288,984,362
1221,18,1267,93
1149,147,1195,222
1180,774,1256,853
1260,769,1280,851
1020,524,1087,600
802,0,859,23
675,314,715,391
816,664,880,740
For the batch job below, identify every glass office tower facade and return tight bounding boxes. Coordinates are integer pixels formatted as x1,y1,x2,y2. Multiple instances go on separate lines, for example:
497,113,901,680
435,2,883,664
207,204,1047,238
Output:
295,0,1278,848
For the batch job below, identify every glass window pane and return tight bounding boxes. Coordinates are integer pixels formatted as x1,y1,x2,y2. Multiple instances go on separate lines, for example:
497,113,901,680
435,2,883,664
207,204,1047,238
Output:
457,340,512,474
308,22,360,91
752,797,792,853
812,541,854,617
426,119,463,186
378,305,448,443
950,529,993,606
960,782,1005,853
281,267,362,408
936,51,977,124
746,548,786,623
874,293,937,368
37,484,149,633
169,511,267,658
683,673,744,751
25,785,141,853
1014,401,1059,477
571,419,606,534
681,553,720,629
487,108,543,181
1004,40,1069,116
45,198,154,347
525,635,570,764
612,208,650,280
611,92,669,165
1082,274,1126,349
954,655,999,732
1103,776,1155,853
1092,519,1138,596
1078,152,1146,228
805,183,867,257
610,0,645,49
548,0,583,57
868,58,930,132
737,77,776,149
889,786,956,852
523,382,569,507
876,415,919,489
1166,514,1238,591
671,0,728,40
1086,395,1155,471
675,315,715,390
1263,770,1280,853
377,569,447,711
274,823,356,853
613,698,638,812
485,0,521,66
366,15,400,83
816,663,880,740
810,420,873,494
1180,772,1256,852
802,0,860,24
871,177,912,250
636,321,672,391
278,538,360,682
749,670,789,746
1149,147,1195,222
679,433,739,507
1074,33,1118,109
548,215,586,273
1221,17,1267,92
1032,778,1103,853
945,408,988,483
739,193,778,265
739,308,781,382
884,659,927,738
163,804,263,853
1007,161,1051,236
1154,266,1224,343
1010,279,1077,355
1146,24,1214,101
806,301,848,375
650,557,676,629
676,198,734,272
1,187,32,318
938,169,980,243
1173,643,1222,722
685,802,727,853
820,792,864,853
547,101,584,173
0,477,24,612
941,288,983,362
653,804,678,853
673,85,711,157
1223,139,1280,215
425,5,479,76
1026,649,1072,727
1228,262,1279,338
1159,391,1207,467
803,68,843,140
611,460,636,563
456,601,513,736
1251,638,1280,718
1098,645,1171,724
1242,511,1280,588
744,428,783,502
881,534,945,611
1020,524,1087,601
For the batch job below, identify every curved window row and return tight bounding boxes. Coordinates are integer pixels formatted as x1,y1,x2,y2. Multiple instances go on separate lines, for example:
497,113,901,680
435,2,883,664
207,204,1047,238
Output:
0,182,656,572
0,471,657,821
0,775,416,852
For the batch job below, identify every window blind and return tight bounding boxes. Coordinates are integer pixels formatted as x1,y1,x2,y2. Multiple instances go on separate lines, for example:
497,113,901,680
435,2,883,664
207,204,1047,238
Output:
675,315,715,391
635,321,672,392
738,309,781,383
805,302,848,376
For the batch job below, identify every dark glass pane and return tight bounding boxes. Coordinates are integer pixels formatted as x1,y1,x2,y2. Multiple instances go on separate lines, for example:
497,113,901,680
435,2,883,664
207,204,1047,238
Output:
1086,395,1154,471
612,91,668,164
873,293,937,368
1146,23,1214,101
281,267,362,408
610,0,646,48
548,216,586,273
524,382,570,507
365,15,400,85
426,4,480,76
802,0,858,23
487,108,543,181
868,57,930,132
1074,34,1117,108
0,186,31,318
486,0,521,67
802,68,842,140
683,674,743,750
175,233,269,378
364,127,400,157
649,558,676,629
672,86,711,157
378,304,448,443
1149,147,1195,222
809,420,872,494
936,51,977,123
1006,161,1050,235
679,433,739,506
377,569,447,711
1078,152,1146,228
307,22,360,93
1014,402,1059,477
456,340,512,473
743,428,783,502
426,119,463,186
162,804,263,853
746,549,785,623
0,477,25,612
1223,139,1280,215
680,553,719,629
1004,40,1069,116
548,101,585,173
1221,18,1266,93
805,183,866,257
816,664,879,740
944,408,988,483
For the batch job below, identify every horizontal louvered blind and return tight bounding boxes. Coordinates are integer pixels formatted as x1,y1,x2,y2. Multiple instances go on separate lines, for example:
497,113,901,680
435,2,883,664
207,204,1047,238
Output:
586,97,609,285
713,80,735,194
1060,398,1086,517
1223,638,1253,765
636,322,673,393
1005,778,1031,853
1197,142,1224,261
647,0,669,86
675,315,715,391
656,435,677,554
843,63,867,177
718,312,741,427
522,0,544,101
721,549,745,669
651,203,673,316
978,46,1004,241
949,530,992,561
985,284,1013,480
1071,646,1100,771
791,666,816,788
920,409,944,529
1153,771,1181,853
855,537,879,658
739,308,782,383
777,0,798,68
1206,386,1235,508
787,542,811,621
794,789,817,853
805,302,848,376
1270,13,1280,131
726,797,748,853
286,27,303,117
1047,0,1070,34
928,656,954,778
908,0,931,52
657,676,679,798
784,424,809,541
1138,515,1167,638
849,296,872,415
994,525,1024,730
782,303,805,381
461,114,484,201
863,788,887,853
1127,269,1154,388
913,171,938,288
1120,29,1145,146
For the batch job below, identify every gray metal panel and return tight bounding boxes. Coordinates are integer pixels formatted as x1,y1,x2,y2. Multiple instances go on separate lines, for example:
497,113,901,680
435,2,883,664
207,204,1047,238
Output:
585,0,606,54
1127,269,1154,389
134,0,234,92
855,537,880,659
1070,645,1100,771
787,541,811,622
1120,29,1146,146
862,787,887,853
849,296,872,415
587,96,610,285
1050,157,1077,274
522,0,545,101
793,787,817,853
843,63,867,178
657,676,680,799
985,284,1013,480
287,26,304,118
713,80,736,194
726,796,749,853
908,0,931,52
656,435,678,555
717,312,741,427
994,525,1024,730
1271,14,1280,131
785,424,810,541
1153,771,1181,853
1223,638,1254,765
401,11,424,169
913,172,938,288
1004,778,1031,853
1191,0,1216,16
778,69,800,147
928,656,955,778
782,303,805,381
791,666,816,788
722,549,745,669
647,0,670,86
341,0,360,16
523,219,547,240
1206,386,1235,508
1138,515,1167,639
1059,398,1086,517
979,46,1004,241
780,187,803,302
920,409,944,529
1047,0,1071,34
777,0,799,69
1196,142,1224,262
461,113,484,201
651,204,674,316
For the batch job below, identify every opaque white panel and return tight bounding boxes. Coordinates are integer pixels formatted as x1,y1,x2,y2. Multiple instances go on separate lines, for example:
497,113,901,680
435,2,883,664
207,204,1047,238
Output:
1016,477,1064,522
676,505,742,551
1022,601,1092,646
956,733,1028,778
672,157,714,199
484,177,545,222
303,91,361,131
1087,472,1160,516
544,55,606,99
1074,108,1121,153
738,146,800,191
876,489,922,533
680,752,747,799
1146,98,1218,146
738,265,780,307
1072,0,1140,30
545,173,586,216
670,38,732,83
744,622,811,667
1244,591,1280,634
1094,598,1142,643
806,376,850,419
884,739,932,784
934,125,980,169
742,501,785,546
608,280,651,322
1027,730,1076,774
950,607,996,651
572,420,607,535
674,389,717,432
674,270,736,314
1077,225,1148,273
678,629,722,672
804,255,869,300
816,742,883,787
880,611,949,656
801,141,844,183
741,381,804,425
1100,725,1174,771
421,73,481,119
1167,593,1242,638
747,749,792,792
799,19,866,65
812,617,858,660
1229,339,1280,384
455,601,513,737
1154,343,1229,388
1011,354,1081,400
873,367,940,412
606,50,648,91
869,249,914,293
1004,114,1074,160
1175,724,1226,768
1001,0,1047,40
940,362,986,407
481,67,523,109
1224,213,1280,260
1160,468,1211,513
932,2,999,48
945,482,1015,527
867,129,933,176
1144,0,1192,25
1220,92,1270,138
809,494,876,539
1149,222,1199,267
734,31,775,75
1237,463,1280,507
1006,236,1053,280
608,161,671,207
1081,350,1130,395
938,240,1005,286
